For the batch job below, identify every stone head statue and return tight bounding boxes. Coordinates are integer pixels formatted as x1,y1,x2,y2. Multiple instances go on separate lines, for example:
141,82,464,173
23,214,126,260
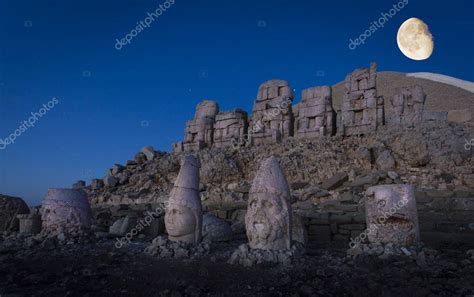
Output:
194,100,219,120
245,157,292,250
165,155,203,244
41,188,92,232
365,184,420,246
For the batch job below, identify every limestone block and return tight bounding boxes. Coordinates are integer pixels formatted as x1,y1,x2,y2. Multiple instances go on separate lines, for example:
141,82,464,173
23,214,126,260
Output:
448,109,472,123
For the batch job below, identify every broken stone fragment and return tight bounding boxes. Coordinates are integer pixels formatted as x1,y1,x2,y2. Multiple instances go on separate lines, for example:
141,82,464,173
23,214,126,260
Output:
141,146,156,161
72,180,86,189
111,164,125,175
91,179,104,190
321,172,348,191
202,213,233,242
103,175,118,187
376,150,396,171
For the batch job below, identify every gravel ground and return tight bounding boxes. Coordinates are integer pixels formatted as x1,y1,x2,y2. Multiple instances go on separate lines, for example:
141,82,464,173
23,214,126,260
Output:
1,237,473,297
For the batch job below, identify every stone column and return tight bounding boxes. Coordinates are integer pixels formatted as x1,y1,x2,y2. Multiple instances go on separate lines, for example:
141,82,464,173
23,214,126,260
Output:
245,157,292,250
164,155,203,244
365,185,420,246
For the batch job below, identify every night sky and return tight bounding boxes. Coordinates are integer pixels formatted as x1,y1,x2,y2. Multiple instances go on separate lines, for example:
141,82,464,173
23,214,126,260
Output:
1,0,473,205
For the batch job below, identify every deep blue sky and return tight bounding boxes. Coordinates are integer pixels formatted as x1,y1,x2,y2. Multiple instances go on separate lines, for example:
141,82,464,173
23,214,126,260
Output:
1,0,473,205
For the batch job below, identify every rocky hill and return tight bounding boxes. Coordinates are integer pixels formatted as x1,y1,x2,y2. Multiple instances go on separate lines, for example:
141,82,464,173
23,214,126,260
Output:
83,120,474,249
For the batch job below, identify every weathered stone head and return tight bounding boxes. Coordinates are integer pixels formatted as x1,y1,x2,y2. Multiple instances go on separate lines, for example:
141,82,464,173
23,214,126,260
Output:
41,188,92,232
365,184,420,246
246,157,292,250
165,155,203,244
0,195,30,232
194,100,219,120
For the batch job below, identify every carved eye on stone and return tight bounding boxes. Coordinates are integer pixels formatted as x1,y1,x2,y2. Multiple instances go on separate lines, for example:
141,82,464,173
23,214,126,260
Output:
250,200,257,208
263,200,272,208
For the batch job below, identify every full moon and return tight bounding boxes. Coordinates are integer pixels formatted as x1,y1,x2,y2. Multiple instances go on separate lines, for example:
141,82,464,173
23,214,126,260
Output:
397,18,434,60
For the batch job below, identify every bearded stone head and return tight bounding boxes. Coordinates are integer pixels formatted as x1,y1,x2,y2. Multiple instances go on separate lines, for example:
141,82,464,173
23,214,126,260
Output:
164,155,202,244
245,157,292,250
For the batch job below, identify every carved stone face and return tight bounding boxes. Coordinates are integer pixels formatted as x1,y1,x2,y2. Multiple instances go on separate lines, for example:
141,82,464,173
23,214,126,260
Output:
365,185,420,246
164,155,202,245
245,193,287,249
245,157,292,251
165,204,196,242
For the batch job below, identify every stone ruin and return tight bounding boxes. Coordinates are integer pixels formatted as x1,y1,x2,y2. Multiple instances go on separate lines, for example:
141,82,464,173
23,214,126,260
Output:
250,80,294,145
386,85,426,125
340,63,384,136
295,86,336,138
41,188,92,235
175,100,219,152
171,62,449,153
213,109,248,149
164,155,203,244
365,184,420,246
0,194,30,232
